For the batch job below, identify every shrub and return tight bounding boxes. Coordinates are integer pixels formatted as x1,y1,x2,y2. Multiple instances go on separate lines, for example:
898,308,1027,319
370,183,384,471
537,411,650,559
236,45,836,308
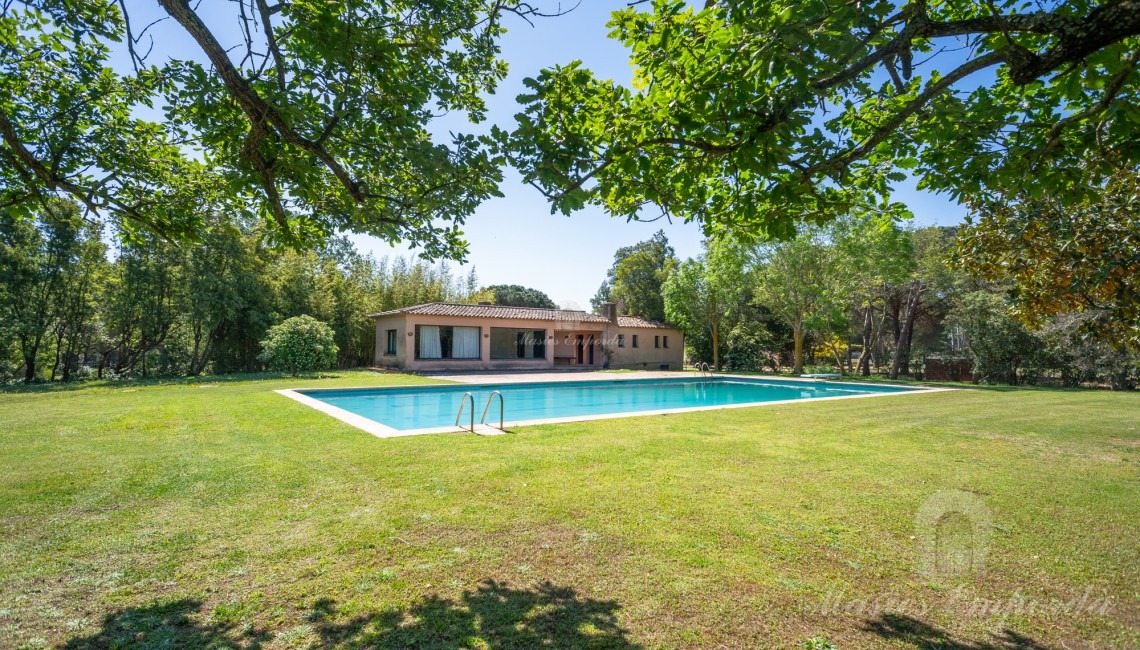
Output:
258,316,338,375
950,295,1137,389
1040,313,1139,390
948,291,1040,385
723,319,780,372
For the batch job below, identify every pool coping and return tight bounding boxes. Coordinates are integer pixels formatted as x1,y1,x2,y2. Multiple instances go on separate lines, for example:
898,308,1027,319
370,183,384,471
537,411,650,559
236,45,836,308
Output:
275,374,953,439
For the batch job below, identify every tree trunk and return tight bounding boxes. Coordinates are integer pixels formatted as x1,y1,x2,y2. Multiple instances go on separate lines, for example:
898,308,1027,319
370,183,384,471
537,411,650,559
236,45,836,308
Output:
793,320,804,375
188,326,203,376
889,294,902,346
50,325,69,382
711,315,720,371
901,312,918,374
189,328,221,376
857,301,874,376
889,283,922,380
21,334,41,384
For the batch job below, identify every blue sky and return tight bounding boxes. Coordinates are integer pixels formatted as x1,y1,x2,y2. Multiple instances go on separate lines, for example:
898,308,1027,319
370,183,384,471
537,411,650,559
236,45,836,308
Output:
122,3,966,309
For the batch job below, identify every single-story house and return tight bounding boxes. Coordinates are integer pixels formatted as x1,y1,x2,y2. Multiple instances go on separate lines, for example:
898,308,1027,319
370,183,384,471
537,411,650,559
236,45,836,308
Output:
370,302,684,372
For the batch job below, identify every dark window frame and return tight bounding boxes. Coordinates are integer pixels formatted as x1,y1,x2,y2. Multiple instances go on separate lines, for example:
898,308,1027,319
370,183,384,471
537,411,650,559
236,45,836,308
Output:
490,327,548,360
632,334,639,348
385,329,397,355
654,335,660,348
414,324,482,361
617,334,624,348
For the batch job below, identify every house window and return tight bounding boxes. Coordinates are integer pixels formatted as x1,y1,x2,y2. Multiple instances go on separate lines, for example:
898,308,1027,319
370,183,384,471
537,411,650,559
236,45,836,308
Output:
617,334,624,348
655,335,660,348
490,328,547,360
415,325,480,360
632,335,639,348
385,329,397,355
663,335,669,348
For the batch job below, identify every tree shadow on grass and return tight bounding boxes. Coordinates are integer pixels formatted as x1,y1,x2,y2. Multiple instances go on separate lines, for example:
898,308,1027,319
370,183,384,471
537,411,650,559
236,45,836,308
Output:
862,612,1049,649
62,581,640,649
60,598,269,649
312,580,640,649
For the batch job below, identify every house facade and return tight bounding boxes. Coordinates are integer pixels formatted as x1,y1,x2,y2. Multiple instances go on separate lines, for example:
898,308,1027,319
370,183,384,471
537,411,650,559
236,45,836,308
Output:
371,302,684,372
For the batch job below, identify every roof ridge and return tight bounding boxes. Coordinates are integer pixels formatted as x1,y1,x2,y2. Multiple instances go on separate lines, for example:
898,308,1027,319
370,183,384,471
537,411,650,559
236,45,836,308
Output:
368,302,675,326
433,301,586,312
616,314,673,327
368,301,610,321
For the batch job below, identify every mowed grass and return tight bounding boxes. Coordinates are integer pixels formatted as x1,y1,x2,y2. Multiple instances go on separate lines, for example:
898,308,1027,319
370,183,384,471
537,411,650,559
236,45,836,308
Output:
0,372,1136,649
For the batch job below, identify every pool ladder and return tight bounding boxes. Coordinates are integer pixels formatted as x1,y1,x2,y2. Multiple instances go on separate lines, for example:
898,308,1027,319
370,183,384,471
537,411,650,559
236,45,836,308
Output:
697,362,712,378
455,392,476,432
481,391,504,431
454,391,506,434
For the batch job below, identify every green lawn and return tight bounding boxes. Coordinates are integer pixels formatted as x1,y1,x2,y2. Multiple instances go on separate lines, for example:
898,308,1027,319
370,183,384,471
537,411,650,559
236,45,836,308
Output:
1,372,1136,649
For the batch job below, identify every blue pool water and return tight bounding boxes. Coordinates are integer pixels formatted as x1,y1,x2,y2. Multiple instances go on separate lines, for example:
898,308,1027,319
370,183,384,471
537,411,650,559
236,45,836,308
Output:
298,377,919,432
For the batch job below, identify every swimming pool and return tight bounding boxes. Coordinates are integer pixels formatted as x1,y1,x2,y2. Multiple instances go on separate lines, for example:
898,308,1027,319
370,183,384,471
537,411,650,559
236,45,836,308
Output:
278,376,931,437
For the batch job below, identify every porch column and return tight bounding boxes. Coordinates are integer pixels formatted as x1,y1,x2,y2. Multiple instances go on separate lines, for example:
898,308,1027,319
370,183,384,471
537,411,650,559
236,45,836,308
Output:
545,328,554,367
481,326,491,368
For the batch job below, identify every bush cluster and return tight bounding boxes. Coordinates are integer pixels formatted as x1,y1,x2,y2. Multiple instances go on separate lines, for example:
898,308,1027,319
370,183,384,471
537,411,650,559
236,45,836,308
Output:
257,316,339,376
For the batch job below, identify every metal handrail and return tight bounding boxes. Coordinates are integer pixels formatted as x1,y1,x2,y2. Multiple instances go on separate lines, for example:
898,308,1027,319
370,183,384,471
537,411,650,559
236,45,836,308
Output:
481,391,505,431
455,392,475,432
698,361,711,377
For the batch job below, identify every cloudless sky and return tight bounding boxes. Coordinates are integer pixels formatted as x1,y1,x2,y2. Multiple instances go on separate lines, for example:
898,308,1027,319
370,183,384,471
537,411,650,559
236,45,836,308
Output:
122,2,967,309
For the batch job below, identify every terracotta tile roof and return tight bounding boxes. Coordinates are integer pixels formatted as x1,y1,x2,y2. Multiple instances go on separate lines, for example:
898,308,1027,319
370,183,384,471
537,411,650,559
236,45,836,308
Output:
368,302,612,323
369,302,678,329
616,315,673,329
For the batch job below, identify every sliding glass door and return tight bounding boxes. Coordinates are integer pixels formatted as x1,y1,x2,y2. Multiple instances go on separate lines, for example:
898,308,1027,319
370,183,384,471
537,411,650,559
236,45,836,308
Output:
415,325,481,360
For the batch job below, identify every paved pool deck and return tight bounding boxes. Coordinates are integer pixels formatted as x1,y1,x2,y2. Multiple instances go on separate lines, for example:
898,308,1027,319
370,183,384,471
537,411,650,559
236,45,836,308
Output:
424,370,693,384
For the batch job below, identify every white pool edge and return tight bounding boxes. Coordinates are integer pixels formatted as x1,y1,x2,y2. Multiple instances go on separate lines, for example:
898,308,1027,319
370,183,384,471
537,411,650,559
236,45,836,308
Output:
274,389,423,438
276,374,953,439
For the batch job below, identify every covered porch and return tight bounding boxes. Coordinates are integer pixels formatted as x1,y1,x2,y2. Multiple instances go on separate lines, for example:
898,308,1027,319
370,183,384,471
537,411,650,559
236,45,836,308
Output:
552,329,605,367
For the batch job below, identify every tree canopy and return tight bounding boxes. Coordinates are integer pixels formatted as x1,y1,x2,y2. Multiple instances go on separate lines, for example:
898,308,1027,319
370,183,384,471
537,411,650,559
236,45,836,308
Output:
0,1,561,256
484,284,558,309
0,199,102,382
591,230,677,321
0,202,491,382
509,0,1140,239
663,237,745,369
751,222,859,374
957,166,1139,349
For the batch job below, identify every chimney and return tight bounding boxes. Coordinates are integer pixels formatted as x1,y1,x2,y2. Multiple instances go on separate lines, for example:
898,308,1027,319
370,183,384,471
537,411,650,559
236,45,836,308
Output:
602,302,618,323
